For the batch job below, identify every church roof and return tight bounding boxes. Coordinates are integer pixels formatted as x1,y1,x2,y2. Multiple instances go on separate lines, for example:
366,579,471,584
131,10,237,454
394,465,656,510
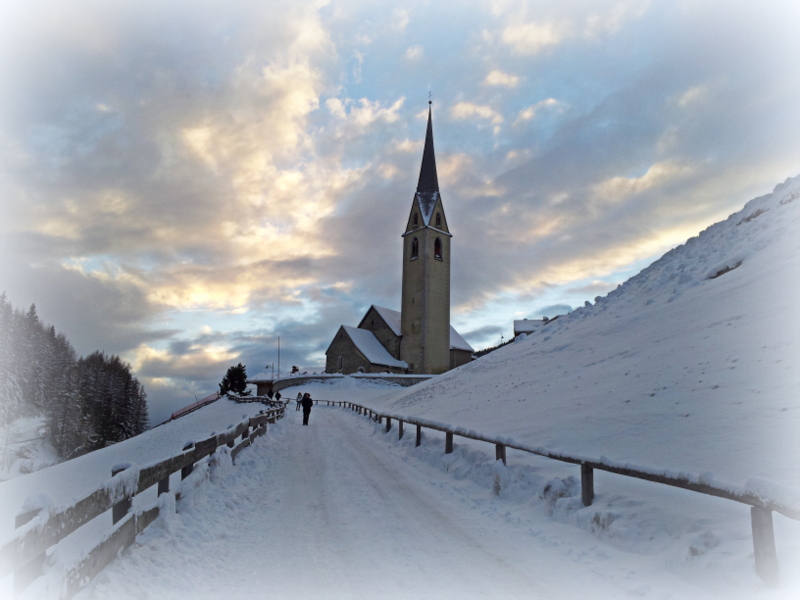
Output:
417,105,439,194
342,326,408,369
366,305,473,352
415,105,441,227
449,326,474,352
371,305,402,337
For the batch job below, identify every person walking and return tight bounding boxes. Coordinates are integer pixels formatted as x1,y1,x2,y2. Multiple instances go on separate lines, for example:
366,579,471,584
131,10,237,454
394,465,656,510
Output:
301,393,314,426
296,392,302,411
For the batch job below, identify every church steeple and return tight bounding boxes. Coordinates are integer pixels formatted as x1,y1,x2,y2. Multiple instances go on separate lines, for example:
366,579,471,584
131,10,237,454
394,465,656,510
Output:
416,103,439,194
400,101,452,374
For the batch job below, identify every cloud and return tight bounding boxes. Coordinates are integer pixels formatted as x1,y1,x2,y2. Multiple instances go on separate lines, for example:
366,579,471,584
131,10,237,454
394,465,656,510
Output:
514,98,562,124
583,0,650,40
484,70,520,88
535,304,573,318
405,45,423,60
450,102,503,125
590,161,696,204
501,20,570,55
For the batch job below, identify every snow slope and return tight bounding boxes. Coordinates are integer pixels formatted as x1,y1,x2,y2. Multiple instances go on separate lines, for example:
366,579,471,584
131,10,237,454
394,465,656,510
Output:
371,175,800,500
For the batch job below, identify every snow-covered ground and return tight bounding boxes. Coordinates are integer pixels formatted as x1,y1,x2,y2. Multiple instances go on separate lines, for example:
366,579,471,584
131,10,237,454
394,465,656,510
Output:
1,175,799,598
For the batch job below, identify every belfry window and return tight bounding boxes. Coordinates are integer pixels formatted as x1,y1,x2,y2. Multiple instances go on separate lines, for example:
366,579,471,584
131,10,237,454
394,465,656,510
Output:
411,237,419,259
435,213,441,227
434,237,442,260
413,213,418,227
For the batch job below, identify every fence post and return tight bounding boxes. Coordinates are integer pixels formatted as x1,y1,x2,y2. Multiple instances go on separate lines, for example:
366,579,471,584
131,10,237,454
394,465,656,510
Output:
445,431,454,454
398,420,404,440
111,465,133,525
181,442,194,480
751,507,779,587
416,424,422,447
581,464,594,506
495,443,506,465
385,417,392,433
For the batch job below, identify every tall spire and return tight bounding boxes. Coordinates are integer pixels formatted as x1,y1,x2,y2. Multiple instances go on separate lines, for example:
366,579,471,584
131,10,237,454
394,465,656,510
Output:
416,103,439,194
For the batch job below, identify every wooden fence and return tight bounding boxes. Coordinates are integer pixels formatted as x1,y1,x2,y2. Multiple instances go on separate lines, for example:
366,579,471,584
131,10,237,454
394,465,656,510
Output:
335,400,797,589
1,406,285,599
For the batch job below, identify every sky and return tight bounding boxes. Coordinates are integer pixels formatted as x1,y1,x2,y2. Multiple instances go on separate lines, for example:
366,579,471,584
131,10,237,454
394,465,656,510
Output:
1,0,798,424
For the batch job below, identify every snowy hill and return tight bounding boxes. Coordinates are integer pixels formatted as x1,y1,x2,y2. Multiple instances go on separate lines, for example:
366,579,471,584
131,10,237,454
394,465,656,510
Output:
372,175,800,496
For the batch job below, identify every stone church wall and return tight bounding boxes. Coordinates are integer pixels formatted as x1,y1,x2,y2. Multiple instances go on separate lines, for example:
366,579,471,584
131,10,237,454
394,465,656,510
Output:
325,329,406,375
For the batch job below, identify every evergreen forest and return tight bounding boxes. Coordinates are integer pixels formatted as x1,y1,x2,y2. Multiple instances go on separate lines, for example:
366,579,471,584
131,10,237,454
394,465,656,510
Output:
0,293,149,460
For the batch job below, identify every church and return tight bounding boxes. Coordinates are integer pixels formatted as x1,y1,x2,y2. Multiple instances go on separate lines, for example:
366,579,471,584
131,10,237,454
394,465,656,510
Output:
325,104,474,375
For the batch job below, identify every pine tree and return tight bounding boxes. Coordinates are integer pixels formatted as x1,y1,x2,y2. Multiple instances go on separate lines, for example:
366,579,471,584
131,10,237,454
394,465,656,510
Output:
219,363,250,396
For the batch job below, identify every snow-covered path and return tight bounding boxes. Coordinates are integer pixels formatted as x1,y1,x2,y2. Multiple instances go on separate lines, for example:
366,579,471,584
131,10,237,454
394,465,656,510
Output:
76,406,778,600
83,407,580,599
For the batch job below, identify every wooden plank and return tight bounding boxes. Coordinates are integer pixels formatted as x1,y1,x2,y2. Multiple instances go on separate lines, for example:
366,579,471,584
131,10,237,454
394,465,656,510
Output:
61,515,137,600
138,453,192,491
385,417,392,433
398,420,404,440
445,432,454,454
416,424,422,447
193,436,219,461
0,487,117,579
751,507,779,587
15,508,43,529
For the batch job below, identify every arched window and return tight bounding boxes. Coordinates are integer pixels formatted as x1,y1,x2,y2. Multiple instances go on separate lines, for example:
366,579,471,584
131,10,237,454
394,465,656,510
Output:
413,213,418,227
411,237,419,259
436,213,441,227
434,237,442,260
337,355,343,371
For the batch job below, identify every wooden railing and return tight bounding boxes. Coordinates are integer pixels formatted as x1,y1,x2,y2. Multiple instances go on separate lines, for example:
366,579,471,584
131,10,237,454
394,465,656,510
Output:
338,400,797,588
1,406,285,599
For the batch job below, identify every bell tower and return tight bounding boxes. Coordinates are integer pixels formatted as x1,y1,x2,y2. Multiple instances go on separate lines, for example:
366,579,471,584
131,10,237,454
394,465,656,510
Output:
400,103,451,374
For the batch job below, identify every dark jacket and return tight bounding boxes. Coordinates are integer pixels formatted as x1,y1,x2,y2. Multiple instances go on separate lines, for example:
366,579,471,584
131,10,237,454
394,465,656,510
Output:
301,397,314,410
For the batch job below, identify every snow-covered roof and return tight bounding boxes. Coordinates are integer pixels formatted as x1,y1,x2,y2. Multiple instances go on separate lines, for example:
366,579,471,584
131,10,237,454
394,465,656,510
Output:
450,326,473,352
342,326,408,369
514,319,544,335
371,305,402,337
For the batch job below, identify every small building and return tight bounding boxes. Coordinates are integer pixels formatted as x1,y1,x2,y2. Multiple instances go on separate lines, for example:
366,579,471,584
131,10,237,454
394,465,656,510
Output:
514,318,545,338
